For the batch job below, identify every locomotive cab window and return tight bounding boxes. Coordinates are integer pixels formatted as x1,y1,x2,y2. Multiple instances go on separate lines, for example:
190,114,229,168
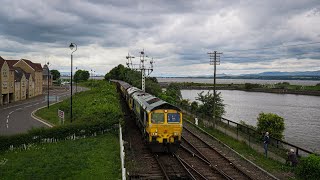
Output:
151,113,164,124
168,113,180,123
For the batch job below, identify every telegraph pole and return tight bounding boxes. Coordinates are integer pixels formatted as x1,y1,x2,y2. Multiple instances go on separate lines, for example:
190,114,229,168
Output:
207,51,222,119
126,50,154,92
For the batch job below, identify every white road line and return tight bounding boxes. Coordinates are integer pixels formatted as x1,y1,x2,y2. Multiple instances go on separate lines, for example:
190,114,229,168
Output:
25,105,33,108
16,108,22,110
9,111,14,115
6,123,8,128
7,115,9,119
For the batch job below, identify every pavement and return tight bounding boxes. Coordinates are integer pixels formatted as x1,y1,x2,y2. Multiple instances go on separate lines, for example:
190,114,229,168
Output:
0,86,85,136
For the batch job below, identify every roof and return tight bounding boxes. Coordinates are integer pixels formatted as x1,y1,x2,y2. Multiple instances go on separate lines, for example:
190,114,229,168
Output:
127,87,143,97
14,67,25,81
118,80,132,90
42,64,51,76
0,56,5,68
21,59,43,71
6,60,19,70
132,90,180,112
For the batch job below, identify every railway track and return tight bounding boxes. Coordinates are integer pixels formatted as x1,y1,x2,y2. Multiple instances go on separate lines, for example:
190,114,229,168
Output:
182,126,254,180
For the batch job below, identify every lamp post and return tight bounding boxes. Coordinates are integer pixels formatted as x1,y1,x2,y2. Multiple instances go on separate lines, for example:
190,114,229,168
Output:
90,69,92,89
69,43,77,122
47,62,50,108
75,67,78,93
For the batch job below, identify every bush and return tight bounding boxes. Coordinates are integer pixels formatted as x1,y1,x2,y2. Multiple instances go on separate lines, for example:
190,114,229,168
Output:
244,83,260,90
295,154,320,180
0,120,118,151
256,113,285,140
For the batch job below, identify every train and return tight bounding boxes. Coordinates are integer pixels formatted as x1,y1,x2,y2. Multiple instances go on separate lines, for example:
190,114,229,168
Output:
113,80,183,152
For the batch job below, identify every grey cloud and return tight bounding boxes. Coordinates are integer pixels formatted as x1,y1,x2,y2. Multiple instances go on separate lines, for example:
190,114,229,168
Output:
0,0,319,75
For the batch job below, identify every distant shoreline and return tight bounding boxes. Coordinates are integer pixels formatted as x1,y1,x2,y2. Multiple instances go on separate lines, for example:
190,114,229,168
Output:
159,81,320,96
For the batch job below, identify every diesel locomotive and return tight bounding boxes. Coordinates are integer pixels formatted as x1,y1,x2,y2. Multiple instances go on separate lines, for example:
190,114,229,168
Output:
113,80,183,152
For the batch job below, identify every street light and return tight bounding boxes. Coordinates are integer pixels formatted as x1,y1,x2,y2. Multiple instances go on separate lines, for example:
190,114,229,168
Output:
90,69,93,89
47,62,50,109
69,43,77,122
75,67,78,93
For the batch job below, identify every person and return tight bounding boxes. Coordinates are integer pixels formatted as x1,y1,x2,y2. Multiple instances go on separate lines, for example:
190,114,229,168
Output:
287,149,298,167
263,132,270,158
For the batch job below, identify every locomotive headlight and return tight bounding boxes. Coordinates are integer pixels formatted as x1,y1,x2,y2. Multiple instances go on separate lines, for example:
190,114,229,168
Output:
151,132,158,136
174,132,179,136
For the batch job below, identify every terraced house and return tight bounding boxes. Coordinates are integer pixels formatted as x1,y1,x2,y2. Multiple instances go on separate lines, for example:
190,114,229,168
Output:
0,56,43,105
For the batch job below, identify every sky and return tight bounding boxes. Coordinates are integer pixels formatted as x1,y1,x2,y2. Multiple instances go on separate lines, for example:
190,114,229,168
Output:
0,0,320,76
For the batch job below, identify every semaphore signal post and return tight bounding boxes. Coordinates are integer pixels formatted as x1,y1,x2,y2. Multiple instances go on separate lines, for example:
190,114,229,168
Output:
126,50,154,92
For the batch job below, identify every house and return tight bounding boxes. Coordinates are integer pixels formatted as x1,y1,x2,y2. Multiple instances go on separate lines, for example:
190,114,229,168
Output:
0,56,9,105
12,59,43,96
1,57,43,105
42,64,53,87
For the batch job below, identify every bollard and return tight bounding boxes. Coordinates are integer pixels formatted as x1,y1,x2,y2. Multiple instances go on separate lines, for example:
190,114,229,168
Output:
195,118,198,126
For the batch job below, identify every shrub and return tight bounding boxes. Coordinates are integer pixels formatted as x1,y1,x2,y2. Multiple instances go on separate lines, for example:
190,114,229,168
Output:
244,83,260,90
295,154,320,180
256,113,285,140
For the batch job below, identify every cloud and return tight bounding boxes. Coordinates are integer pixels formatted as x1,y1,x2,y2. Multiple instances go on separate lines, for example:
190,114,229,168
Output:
0,0,319,76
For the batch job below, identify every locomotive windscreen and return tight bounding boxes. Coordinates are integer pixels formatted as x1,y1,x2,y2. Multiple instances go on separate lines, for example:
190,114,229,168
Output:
168,113,180,123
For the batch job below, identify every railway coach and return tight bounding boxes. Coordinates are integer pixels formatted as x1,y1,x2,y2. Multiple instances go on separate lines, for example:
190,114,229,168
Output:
114,80,183,152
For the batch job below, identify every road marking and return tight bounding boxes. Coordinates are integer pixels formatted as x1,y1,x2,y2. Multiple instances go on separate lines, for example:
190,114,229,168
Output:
25,105,33,108
16,108,22,110
9,111,14,115
6,123,8,128
31,109,53,128
7,115,10,119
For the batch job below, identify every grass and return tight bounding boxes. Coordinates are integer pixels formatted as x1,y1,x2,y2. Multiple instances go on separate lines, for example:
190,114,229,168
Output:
0,80,123,179
184,115,295,179
35,81,122,126
0,133,121,179
35,102,62,125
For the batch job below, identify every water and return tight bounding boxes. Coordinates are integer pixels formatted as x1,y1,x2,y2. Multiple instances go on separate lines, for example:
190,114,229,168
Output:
181,89,320,153
157,77,320,86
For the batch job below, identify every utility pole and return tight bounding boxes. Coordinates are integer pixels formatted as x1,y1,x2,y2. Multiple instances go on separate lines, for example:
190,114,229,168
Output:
126,50,154,92
207,51,222,119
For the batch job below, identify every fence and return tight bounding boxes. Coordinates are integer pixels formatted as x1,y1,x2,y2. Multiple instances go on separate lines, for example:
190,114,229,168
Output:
176,104,316,160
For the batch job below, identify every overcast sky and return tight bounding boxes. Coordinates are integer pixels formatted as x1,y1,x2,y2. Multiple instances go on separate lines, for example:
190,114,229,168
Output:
0,0,319,76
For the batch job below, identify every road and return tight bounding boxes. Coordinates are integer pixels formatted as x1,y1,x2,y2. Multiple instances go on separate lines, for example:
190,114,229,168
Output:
0,86,84,136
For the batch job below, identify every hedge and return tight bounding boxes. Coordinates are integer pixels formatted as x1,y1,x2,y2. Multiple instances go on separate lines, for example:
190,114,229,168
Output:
0,120,119,151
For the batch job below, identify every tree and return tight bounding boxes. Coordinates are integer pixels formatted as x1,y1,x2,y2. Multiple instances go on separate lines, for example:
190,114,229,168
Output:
190,101,198,113
196,91,225,118
105,64,162,96
50,70,60,80
74,70,90,82
256,113,285,140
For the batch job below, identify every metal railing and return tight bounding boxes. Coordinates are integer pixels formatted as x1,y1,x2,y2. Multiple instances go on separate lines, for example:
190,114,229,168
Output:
176,104,317,160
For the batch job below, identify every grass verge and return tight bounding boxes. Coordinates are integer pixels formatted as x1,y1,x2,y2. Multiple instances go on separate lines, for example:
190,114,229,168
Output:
0,133,120,179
